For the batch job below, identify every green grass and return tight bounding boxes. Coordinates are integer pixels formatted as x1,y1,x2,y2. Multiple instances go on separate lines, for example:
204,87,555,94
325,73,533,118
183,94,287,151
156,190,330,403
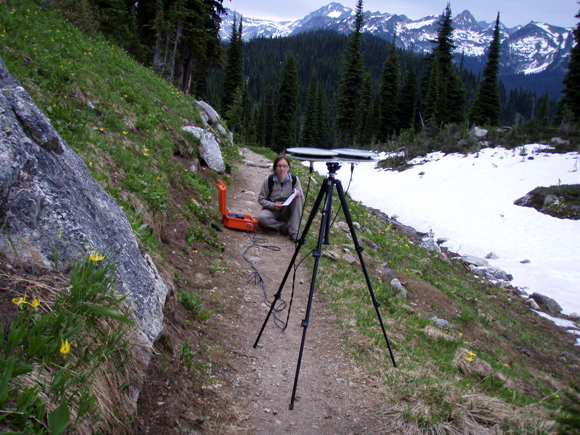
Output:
1,0,236,257
0,1,238,431
2,2,577,432
0,257,136,434
295,188,571,431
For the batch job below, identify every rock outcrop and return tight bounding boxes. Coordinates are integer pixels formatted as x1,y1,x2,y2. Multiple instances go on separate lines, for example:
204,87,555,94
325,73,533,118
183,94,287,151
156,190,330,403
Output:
182,100,235,173
0,55,168,352
182,125,226,172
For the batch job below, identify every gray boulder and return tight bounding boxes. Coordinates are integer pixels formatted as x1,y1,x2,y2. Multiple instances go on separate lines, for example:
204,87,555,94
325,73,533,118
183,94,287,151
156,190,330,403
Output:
391,278,407,298
530,293,563,313
0,55,168,350
380,262,396,281
550,137,570,146
469,126,488,140
470,265,513,282
181,126,226,172
431,316,450,329
194,100,220,125
216,123,227,137
462,255,490,267
419,234,441,253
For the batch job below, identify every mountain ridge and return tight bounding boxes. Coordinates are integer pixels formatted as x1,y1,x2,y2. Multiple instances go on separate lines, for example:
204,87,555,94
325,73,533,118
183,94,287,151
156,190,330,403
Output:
221,2,574,77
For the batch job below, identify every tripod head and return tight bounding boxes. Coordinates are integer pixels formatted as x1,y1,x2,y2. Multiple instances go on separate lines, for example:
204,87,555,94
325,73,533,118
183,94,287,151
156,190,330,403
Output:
326,161,342,178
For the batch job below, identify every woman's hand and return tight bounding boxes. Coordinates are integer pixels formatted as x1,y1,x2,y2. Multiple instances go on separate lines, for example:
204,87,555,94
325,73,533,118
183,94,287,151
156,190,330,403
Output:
275,203,283,211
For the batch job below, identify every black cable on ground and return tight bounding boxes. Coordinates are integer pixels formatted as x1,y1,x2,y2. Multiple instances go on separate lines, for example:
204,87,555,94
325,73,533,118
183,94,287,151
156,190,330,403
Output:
241,162,353,331
242,230,287,330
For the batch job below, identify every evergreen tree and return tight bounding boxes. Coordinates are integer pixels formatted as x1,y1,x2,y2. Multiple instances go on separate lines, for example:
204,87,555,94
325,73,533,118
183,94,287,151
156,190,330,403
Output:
90,0,146,59
433,3,455,73
424,55,441,123
135,0,225,93
301,75,321,147
377,35,400,142
191,63,209,99
273,53,299,153
317,84,331,148
469,13,502,126
335,0,365,146
539,90,550,127
221,15,244,116
399,57,418,130
562,7,580,119
255,93,267,146
424,3,466,126
242,86,253,144
264,86,275,149
358,72,373,145
225,86,244,134
445,66,467,124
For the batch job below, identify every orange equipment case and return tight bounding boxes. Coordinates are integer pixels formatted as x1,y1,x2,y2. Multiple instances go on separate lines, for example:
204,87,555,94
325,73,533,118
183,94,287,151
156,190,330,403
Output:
218,180,259,232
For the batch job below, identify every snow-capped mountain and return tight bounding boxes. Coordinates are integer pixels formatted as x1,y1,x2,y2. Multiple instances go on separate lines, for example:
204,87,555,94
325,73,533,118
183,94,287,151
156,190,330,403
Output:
220,2,574,76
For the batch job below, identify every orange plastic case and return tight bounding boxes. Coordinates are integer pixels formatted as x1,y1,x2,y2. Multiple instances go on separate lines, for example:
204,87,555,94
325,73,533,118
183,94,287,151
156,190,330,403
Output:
218,181,258,232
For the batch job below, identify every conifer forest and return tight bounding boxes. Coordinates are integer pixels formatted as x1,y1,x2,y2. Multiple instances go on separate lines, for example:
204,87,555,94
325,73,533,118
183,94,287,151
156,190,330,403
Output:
49,0,580,152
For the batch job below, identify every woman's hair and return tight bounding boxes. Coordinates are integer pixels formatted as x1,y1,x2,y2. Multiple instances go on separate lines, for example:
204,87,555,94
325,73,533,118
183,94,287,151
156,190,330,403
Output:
272,155,290,172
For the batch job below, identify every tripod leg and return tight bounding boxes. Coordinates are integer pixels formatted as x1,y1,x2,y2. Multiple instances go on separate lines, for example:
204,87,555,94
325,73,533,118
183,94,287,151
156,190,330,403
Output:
289,177,334,410
253,177,328,349
335,180,397,368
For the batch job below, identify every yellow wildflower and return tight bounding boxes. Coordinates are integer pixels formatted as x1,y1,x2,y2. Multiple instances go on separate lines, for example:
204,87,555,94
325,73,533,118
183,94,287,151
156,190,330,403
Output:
12,292,27,306
60,339,71,354
90,251,105,262
12,292,40,308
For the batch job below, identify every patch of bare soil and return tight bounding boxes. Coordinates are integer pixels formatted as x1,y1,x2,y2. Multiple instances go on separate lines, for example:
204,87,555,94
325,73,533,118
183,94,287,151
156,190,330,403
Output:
135,149,394,434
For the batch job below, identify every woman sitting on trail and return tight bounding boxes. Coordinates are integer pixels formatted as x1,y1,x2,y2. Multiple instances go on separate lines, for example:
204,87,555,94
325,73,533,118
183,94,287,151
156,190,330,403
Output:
257,155,304,242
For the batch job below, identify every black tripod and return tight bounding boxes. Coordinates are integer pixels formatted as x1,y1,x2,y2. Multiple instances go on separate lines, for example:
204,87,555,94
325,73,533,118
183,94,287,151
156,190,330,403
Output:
253,161,397,410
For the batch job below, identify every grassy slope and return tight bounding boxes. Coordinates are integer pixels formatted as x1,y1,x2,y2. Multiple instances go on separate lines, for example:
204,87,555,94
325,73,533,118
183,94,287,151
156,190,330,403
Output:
2,1,579,433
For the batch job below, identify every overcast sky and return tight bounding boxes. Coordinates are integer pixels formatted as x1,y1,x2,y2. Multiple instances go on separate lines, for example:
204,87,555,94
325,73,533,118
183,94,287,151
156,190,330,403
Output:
225,0,579,29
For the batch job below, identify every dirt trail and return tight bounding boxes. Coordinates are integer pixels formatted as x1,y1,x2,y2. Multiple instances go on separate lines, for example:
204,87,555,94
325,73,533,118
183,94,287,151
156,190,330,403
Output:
215,149,387,434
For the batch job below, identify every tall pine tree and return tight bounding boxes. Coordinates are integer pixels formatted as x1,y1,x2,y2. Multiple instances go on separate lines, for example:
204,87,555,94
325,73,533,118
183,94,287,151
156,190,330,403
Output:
562,7,580,120
398,57,418,130
264,86,275,149
377,34,400,142
221,15,244,116
424,3,466,126
424,54,442,123
469,13,502,126
301,74,322,147
133,0,225,93
335,0,365,147
273,53,299,153
358,72,373,145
